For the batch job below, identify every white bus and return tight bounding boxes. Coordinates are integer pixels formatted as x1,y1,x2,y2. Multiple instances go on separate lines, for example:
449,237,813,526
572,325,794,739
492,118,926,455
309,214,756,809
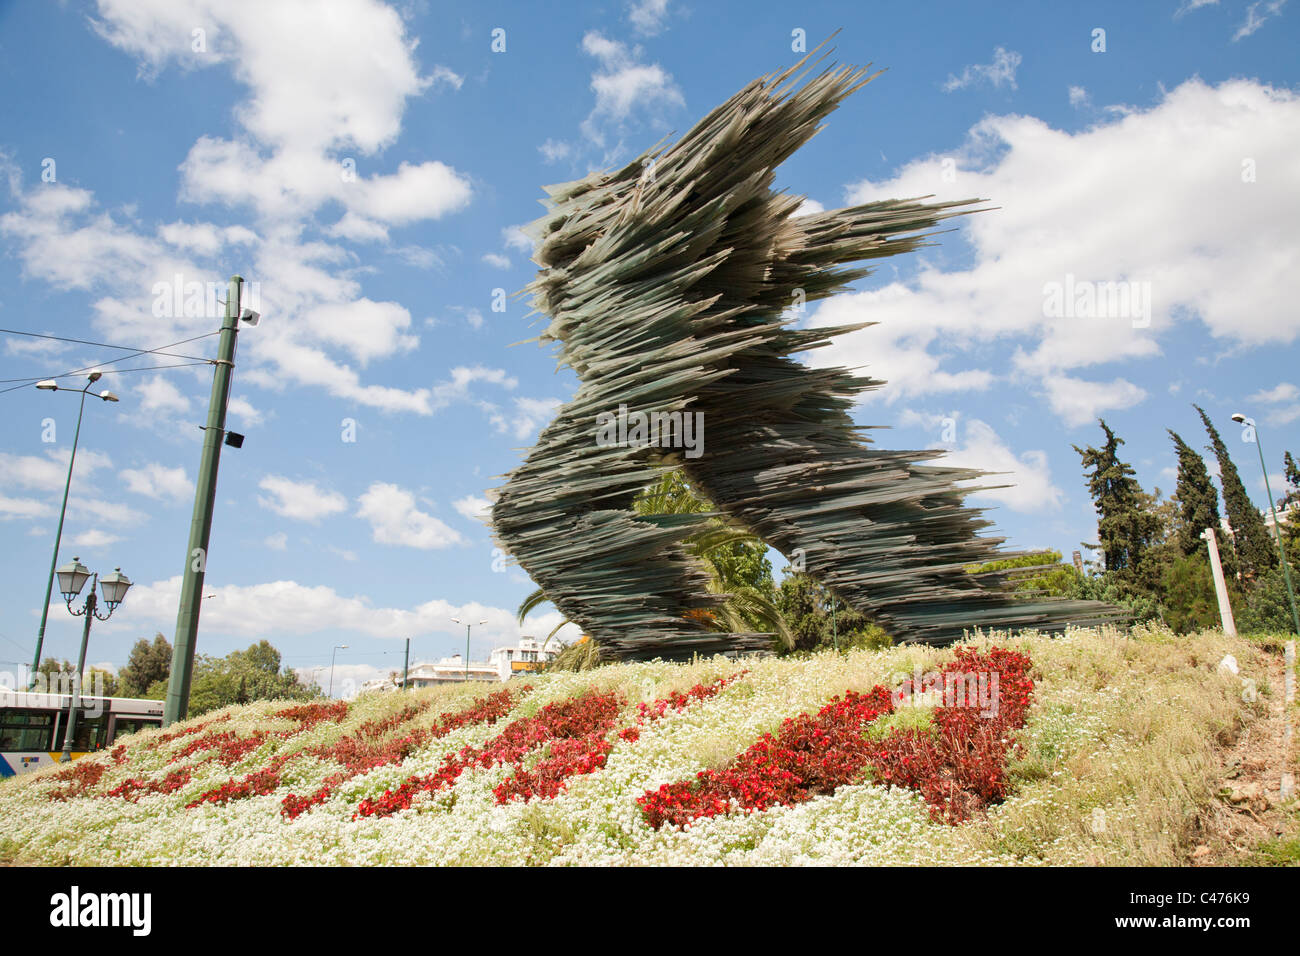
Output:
0,689,163,777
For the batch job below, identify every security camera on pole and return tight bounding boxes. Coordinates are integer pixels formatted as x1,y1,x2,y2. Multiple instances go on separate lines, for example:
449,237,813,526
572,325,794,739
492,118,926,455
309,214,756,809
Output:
163,276,260,726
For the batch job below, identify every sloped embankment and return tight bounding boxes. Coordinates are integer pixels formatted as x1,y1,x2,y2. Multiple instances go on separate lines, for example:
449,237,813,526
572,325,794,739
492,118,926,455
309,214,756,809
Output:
0,625,1274,866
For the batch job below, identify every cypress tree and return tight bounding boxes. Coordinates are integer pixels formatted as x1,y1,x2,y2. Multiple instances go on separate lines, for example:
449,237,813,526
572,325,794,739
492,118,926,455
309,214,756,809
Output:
1282,451,1299,510
1193,405,1276,579
1073,420,1163,593
1168,430,1221,558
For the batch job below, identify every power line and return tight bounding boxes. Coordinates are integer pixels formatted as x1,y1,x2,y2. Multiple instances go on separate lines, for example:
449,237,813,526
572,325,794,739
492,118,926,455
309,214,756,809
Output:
0,329,219,396
0,327,215,360
0,360,211,385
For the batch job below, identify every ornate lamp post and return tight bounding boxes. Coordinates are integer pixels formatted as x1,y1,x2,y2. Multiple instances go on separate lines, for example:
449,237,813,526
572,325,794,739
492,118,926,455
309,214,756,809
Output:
54,558,131,762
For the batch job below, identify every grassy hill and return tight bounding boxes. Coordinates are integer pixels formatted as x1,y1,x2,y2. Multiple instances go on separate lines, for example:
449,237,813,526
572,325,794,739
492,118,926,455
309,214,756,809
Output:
2,625,1295,866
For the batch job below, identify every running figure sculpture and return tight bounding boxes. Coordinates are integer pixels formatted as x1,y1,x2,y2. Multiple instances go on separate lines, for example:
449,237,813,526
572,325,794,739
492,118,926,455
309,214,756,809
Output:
492,48,1111,660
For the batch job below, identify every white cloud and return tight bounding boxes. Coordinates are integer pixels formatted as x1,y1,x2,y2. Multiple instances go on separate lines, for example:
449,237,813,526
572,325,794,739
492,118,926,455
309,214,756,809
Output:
538,139,572,164
794,198,825,217
1067,85,1090,109
933,418,1064,513
256,475,348,522
0,449,114,494
1175,0,1219,16
502,225,532,251
305,299,418,365
0,495,53,520
356,483,463,549
942,47,1021,92
482,252,511,269
579,31,684,150
488,396,563,440
809,79,1300,425
628,0,670,35
264,531,288,551
120,463,192,501
453,494,492,522
69,528,122,549
3,334,70,358
326,212,389,242
1038,374,1148,428
1234,0,1288,40
0,0,470,425
430,365,517,411
808,285,994,402
1248,382,1298,404
93,0,438,153
344,161,472,225
227,396,263,425
134,376,192,416
104,574,563,647
392,245,443,269
157,220,224,256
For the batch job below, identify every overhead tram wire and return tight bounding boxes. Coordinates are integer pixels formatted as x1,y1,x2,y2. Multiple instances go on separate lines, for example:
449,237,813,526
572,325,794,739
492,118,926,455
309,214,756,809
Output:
0,328,220,396
0,327,216,362
0,361,212,386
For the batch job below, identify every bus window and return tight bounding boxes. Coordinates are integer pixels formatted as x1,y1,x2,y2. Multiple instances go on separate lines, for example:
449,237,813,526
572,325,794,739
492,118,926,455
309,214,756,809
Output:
71,711,110,752
110,717,160,741
0,710,56,751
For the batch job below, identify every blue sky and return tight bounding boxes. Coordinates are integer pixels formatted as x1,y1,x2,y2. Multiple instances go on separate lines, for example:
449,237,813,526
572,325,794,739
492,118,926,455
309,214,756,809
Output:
1,0,1297,694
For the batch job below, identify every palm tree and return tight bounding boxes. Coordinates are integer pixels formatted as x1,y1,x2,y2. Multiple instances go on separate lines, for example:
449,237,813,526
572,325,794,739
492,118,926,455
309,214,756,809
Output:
517,470,793,664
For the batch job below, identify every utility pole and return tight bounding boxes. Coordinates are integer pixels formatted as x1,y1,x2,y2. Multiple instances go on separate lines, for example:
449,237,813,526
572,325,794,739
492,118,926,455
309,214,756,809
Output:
1201,527,1237,637
163,276,244,726
402,637,410,691
830,592,839,651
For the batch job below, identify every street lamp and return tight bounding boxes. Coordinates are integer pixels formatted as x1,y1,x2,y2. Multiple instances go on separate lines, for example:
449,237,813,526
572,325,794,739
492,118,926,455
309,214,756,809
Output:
1231,413,1300,635
329,644,348,697
54,558,131,762
30,372,120,689
451,618,488,682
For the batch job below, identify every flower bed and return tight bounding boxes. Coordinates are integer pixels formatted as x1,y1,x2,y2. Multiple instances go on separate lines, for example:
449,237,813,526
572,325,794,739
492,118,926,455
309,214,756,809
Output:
356,689,626,817
637,685,897,828
0,630,1260,867
866,646,1034,822
494,671,746,804
45,759,109,802
279,686,524,819
637,649,1034,828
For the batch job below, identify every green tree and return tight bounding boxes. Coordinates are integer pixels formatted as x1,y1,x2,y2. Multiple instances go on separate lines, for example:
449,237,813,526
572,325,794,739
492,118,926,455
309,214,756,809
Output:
1194,404,1275,580
1280,451,1299,511
118,633,172,698
1159,553,1221,633
1073,420,1164,596
86,667,118,697
146,640,317,717
1237,560,1300,634
1168,430,1222,558
518,469,791,657
964,550,1079,597
34,657,73,693
774,571,890,652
